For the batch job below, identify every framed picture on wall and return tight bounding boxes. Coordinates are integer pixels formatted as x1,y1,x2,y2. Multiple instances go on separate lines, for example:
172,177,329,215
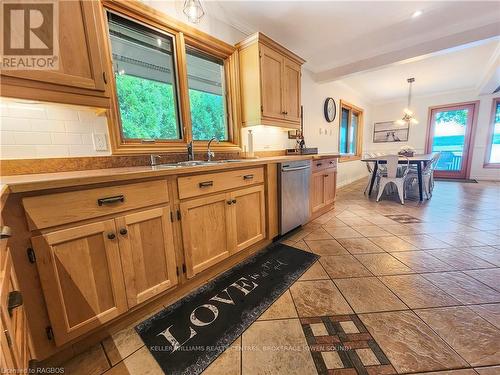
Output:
373,121,409,143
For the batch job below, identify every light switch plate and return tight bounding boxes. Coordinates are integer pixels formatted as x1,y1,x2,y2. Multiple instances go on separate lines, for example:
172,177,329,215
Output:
93,133,108,151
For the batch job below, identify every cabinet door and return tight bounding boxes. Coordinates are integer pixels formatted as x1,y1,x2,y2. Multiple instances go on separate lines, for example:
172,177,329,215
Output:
324,169,337,206
229,185,266,253
2,0,106,93
32,220,127,346
260,44,284,120
283,58,301,123
180,193,231,278
116,207,178,307
311,172,326,214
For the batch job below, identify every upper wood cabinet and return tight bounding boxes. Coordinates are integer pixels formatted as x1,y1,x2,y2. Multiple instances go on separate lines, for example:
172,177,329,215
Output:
0,0,109,108
237,33,305,129
31,220,128,346
116,207,178,307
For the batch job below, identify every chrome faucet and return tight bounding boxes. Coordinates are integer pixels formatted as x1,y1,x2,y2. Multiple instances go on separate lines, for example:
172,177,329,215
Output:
207,137,219,161
187,140,195,161
150,154,164,166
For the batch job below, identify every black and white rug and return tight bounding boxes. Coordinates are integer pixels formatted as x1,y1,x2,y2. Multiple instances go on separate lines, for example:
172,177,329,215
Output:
135,243,318,375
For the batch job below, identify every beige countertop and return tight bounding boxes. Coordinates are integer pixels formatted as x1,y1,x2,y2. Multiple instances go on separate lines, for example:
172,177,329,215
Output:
1,153,340,193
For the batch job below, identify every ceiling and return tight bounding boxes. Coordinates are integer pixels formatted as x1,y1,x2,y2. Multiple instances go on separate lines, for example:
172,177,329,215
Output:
339,38,500,102
208,1,500,80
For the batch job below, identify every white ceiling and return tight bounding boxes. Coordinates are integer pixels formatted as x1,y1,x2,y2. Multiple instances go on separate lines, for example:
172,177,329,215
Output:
208,1,500,80
339,38,500,102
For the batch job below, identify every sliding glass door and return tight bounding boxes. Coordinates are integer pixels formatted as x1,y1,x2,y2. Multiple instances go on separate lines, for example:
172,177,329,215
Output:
426,103,477,179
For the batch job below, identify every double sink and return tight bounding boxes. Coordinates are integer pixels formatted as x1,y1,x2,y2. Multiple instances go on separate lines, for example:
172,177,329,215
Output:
153,159,245,169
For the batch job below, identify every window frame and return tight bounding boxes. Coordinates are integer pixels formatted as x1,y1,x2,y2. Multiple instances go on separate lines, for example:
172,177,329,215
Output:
100,0,240,155
338,100,363,162
484,96,500,168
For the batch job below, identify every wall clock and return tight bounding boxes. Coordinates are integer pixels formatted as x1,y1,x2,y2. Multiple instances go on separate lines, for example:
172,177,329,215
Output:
324,97,336,123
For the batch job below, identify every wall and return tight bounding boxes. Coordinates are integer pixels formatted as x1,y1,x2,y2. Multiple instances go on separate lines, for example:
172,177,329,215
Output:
369,89,500,180
0,99,110,159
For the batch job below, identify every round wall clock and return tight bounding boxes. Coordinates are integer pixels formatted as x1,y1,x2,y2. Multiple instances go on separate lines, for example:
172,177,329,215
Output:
324,97,336,123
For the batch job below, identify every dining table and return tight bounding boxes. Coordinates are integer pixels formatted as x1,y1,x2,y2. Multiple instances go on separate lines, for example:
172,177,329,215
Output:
361,153,436,202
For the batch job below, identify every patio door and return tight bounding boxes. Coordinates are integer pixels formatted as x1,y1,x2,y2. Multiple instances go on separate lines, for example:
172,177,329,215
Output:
426,102,477,179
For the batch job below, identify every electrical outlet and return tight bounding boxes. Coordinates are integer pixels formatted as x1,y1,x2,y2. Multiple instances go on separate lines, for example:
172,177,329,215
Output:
93,133,108,151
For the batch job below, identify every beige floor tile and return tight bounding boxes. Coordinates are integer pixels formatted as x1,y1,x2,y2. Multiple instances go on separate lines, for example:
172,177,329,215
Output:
464,268,500,292
289,280,353,317
241,319,317,375
356,348,380,366
337,237,386,254
463,231,500,246
411,370,478,375
351,225,391,237
399,234,451,249
324,226,363,239
379,274,460,308
103,346,162,375
298,261,329,281
430,233,485,247
423,271,500,305
335,277,407,313
459,246,500,267
338,216,373,226
304,239,348,256
474,365,500,375
102,325,145,366
384,224,419,236
427,249,497,270
286,228,313,242
355,253,414,276
319,254,372,278
62,344,110,375
369,236,418,252
289,240,310,252
416,306,500,366
203,337,241,375
391,251,455,272
322,351,344,369
303,228,333,241
360,310,468,373
322,218,348,228
469,303,500,329
258,290,298,320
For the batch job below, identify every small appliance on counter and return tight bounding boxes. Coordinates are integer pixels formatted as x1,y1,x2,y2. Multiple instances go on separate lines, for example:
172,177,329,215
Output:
286,147,318,155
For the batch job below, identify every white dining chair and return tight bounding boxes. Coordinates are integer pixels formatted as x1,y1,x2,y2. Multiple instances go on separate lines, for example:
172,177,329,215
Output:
363,153,377,195
376,155,410,204
405,153,440,199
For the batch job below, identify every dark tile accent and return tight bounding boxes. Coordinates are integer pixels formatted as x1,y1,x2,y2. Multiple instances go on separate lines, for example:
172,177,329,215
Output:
384,214,421,224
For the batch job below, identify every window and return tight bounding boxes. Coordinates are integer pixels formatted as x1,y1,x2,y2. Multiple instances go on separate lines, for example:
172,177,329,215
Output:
339,101,363,161
107,12,181,142
485,97,500,166
186,47,229,141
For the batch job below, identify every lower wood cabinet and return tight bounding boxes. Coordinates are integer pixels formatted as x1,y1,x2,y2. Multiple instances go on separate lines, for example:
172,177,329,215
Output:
311,168,337,217
180,185,266,279
116,207,178,307
32,220,129,346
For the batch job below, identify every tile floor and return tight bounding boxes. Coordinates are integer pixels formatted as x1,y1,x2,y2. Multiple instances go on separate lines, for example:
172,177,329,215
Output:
57,179,500,375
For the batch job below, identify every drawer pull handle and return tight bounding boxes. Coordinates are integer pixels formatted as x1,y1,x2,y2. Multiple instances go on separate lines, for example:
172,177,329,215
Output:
330,161,335,164
316,163,322,167
0,226,12,239
107,233,116,240
7,291,23,316
243,174,254,180
119,228,128,235
98,195,125,206
324,174,328,177
199,181,214,188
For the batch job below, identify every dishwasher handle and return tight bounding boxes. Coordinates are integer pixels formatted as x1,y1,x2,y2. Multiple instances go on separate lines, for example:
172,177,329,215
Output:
282,165,310,172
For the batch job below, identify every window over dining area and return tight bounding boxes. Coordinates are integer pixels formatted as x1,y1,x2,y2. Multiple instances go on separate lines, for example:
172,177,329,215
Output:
339,100,363,161
485,97,500,166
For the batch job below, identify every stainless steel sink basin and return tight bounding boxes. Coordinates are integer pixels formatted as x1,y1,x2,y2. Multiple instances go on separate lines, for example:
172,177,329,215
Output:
153,159,245,169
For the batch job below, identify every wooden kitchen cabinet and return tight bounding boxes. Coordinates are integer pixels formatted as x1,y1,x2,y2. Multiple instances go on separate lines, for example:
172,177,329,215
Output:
31,220,128,346
230,185,266,253
0,0,109,107
311,172,326,214
310,158,338,219
116,207,178,307
237,32,305,129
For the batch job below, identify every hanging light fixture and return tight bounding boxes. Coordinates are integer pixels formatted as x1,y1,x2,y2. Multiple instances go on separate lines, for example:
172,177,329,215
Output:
396,77,418,126
183,0,205,23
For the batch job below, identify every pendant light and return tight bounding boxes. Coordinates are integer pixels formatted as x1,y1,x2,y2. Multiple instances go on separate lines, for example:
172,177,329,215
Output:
396,77,418,126
183,0,205,23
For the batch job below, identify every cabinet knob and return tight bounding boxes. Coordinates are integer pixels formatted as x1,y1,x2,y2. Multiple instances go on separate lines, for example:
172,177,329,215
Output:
107,233,116,240
119,228,128,235
232,199,237,204
227,200,233,205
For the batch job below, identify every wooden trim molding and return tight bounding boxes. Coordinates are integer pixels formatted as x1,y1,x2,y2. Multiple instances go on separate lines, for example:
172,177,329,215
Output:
338,100,364,163
484,97,500,168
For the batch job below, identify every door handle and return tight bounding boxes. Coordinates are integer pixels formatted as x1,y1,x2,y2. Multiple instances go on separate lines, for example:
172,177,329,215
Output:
243,174,254,180
97,195,124,206
199,181,214,188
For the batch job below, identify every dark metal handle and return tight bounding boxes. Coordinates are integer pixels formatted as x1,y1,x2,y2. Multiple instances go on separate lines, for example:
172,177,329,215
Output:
103,71,108,84
97,195,124,206
227,200,233,205
7,291,22,316
232,199,236,204
0,226,12,239
324,174,328,177
119,228,128,235
243,174,254,180
330,161,335,164
316,163,322,167
199,181,214,188
107,233,116,240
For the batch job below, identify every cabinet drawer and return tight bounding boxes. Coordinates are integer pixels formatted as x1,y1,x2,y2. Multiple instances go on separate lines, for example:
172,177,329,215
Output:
312,158,337,173
23,180,169,230
178,168,264,200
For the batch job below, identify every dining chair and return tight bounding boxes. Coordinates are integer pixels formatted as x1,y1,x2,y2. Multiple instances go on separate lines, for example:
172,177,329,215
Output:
376,155,410,204
363,153,377,195
405,153,440,199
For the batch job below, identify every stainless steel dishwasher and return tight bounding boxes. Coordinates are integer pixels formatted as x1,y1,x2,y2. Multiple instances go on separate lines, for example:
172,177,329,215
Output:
279,160,311,235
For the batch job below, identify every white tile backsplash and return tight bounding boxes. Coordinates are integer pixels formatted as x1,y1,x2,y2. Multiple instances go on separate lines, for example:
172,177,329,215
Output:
0,98,111,159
